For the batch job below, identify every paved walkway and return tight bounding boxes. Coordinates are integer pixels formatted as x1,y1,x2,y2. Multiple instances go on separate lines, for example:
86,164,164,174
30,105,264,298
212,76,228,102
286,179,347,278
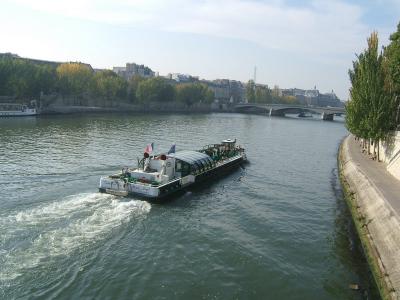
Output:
347,135,400,214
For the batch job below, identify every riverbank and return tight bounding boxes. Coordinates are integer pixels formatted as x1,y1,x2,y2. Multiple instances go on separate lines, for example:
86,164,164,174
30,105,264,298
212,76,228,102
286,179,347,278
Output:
339,135,400,299
39,102,231,115
35,94,235,115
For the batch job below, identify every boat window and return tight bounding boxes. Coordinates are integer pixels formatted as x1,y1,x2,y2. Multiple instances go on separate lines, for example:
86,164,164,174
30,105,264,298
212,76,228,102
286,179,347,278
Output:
195,159,205,170
181,162,190,176
194,163,201,172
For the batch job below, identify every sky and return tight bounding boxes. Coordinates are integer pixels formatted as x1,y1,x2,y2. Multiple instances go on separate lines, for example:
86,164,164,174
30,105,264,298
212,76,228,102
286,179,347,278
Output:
1,0,399,100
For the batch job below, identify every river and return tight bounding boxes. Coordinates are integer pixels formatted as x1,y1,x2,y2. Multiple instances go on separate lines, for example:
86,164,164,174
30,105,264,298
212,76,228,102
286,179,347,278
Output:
0,113,378,299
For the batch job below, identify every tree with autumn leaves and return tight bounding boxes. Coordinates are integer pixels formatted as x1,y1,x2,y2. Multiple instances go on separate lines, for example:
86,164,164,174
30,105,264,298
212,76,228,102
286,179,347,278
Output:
0,57,216,106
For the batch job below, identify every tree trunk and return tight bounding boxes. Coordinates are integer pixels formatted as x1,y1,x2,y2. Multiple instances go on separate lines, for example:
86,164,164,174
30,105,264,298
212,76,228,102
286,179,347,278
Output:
372,141,375,159
377,140,380,162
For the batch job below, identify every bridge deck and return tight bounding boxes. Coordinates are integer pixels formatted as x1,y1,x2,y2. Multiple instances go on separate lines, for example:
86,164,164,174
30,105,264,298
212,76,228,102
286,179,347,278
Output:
234,103,345,114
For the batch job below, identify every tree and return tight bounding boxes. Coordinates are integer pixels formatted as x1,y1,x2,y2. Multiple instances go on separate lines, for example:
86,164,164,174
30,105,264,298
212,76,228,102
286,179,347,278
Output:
254,85,272,103
56,63,93,96
383,22,400,128
91,70,127,100
346,32,394,159
32,65,56,96
280,95,298,104
271,85,280,98
203,87,215,103
127,75,145,102
0,56,56,99
136,77,175,103
175,83,214,106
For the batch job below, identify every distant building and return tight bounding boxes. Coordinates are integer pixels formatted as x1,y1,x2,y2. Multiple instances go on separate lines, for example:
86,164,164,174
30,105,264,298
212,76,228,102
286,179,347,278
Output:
272,85,282,97
169,73,199,83
280,87,343,107
229,80,246,103
317,90,344,107
113,63,155,80
205,79,245,103
304,89,319,98
112,67,126,78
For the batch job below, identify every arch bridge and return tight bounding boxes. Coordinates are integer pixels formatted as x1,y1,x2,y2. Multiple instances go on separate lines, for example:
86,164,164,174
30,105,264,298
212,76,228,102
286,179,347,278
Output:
234,103,345,121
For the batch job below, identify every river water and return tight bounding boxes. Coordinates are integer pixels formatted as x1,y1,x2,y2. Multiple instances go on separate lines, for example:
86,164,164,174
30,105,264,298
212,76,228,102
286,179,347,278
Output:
0,113,377,299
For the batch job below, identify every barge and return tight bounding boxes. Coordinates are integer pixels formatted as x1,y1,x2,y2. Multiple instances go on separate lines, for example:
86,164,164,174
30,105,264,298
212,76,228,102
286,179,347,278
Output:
99,139,246,200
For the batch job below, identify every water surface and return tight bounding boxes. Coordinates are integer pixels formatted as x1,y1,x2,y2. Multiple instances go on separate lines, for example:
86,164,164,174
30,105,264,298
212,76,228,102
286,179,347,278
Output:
0,113,376,299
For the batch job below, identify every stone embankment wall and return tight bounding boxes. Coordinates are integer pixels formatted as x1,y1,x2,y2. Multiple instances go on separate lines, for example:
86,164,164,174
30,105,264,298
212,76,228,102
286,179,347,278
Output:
39,95,230,114
380,132,400,181
339,136,400,300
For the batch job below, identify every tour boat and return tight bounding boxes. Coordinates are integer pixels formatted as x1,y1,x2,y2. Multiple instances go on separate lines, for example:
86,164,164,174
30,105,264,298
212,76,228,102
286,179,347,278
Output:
0,103,37,117
298,112,312,118
99,139,246,200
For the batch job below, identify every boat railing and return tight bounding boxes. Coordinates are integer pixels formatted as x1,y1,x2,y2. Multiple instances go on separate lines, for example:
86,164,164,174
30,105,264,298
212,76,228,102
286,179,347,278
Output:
0,103,37,112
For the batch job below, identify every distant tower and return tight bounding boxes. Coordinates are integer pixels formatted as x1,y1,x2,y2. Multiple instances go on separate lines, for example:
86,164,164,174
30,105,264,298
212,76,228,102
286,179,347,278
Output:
253,66,257,84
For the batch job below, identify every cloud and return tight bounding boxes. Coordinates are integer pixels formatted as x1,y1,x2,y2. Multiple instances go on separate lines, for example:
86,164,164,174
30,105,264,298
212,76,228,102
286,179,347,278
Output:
11,0,370,57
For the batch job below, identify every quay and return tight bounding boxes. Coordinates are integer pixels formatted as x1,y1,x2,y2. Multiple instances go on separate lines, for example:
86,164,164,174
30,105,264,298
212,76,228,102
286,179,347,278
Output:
339,135,400,299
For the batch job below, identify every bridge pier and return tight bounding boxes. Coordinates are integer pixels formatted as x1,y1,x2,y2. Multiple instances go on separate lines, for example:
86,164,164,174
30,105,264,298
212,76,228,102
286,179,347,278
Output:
321,112,334,121
269,108,285,117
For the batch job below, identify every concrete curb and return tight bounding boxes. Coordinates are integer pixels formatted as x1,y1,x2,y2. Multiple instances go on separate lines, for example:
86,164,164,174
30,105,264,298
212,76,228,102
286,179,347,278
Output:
339,135,400,300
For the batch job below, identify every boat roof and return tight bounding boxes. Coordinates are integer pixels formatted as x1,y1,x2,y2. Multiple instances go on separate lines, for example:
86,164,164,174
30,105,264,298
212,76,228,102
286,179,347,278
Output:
169,150,213,166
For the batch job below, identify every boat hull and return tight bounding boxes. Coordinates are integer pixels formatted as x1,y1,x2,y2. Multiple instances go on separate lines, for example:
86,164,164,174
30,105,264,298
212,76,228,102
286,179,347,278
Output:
0,109,37,117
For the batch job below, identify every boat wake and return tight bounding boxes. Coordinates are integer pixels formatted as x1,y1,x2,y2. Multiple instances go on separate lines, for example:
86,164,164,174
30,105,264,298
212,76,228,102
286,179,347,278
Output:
0,193,151,282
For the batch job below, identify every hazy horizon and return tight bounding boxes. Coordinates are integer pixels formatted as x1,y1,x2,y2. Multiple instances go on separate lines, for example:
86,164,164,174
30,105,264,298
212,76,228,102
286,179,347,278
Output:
2,0,399,100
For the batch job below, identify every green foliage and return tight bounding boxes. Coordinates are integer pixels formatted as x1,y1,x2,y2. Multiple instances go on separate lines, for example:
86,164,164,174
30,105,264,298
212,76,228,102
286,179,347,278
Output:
176,83,213,105
254,85,272,103
0,56,56,98
346,31,396,141
383,22,400,127
91,70,127,100
56,63,93,96
136,77,175,103
384,23,400,95
203,86,214,103
279,95,298,104
0,55,213,106
127,75,145,102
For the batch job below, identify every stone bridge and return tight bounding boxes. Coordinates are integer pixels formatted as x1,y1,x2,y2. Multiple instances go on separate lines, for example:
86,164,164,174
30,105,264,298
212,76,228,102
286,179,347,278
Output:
234,103,345,121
